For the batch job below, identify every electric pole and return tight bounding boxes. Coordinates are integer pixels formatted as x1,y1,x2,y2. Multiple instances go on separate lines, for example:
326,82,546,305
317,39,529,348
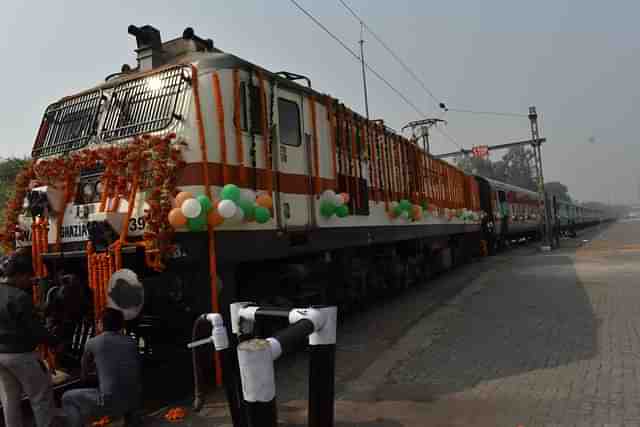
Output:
359,22,370,120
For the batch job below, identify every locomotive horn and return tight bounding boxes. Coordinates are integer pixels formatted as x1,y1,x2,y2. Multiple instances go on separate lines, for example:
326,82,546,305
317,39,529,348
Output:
128,25,163,71
182,27,214,51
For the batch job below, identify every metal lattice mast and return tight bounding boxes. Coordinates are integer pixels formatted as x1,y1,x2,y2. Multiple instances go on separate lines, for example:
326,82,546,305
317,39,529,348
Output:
528,106,551,248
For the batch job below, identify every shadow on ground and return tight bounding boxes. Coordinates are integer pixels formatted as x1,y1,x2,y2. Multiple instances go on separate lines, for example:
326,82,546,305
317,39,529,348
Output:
383,239,600,400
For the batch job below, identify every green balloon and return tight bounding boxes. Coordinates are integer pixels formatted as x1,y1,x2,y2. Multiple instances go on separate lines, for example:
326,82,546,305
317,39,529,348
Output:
187,212,207,232
421,200,429,210
335,204,349,218
320,200,336,218
238,199,255,221
197,195,213,213
255,206,271,224
399,199,411,211
221,184,241,202
393,204,404,217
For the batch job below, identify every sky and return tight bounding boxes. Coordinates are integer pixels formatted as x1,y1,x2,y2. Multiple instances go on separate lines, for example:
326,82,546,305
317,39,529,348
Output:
1,0,638,204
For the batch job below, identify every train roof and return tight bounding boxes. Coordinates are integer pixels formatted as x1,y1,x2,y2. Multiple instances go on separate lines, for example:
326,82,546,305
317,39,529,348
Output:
477,176,540,199
61,36,375,126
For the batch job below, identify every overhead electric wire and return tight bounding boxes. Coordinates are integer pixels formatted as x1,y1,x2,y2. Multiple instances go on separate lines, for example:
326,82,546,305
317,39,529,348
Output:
286,0,462,150
287,0,426,117
288,0,362,64
444,108,528,118
337,0,442,109
335,0,462,150
337,0,531,123
434,127,462,150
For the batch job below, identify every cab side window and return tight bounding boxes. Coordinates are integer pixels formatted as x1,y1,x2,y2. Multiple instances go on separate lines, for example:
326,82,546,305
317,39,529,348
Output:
277,98,301,147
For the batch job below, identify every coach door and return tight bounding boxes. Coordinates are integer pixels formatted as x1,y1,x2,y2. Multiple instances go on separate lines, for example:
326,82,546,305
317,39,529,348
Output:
275,88,311,229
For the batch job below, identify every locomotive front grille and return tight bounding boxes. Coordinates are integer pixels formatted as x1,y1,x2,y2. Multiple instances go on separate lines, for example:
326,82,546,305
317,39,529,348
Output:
32,90,104,158
100,65,191,141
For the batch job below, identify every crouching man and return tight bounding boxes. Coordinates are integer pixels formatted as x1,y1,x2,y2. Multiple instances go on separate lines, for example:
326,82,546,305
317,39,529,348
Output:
62,308,141,427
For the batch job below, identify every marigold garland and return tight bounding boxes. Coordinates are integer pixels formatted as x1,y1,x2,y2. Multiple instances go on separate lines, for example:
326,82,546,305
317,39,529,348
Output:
0,134,186,262
0,133,186,363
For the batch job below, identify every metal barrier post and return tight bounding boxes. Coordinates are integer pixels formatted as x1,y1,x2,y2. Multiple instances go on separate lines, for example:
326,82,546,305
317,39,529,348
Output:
231,304,338,427
308,307,337,427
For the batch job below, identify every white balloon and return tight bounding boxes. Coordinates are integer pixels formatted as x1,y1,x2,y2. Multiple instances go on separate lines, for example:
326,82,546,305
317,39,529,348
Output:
321,190,336,202
390,201,399,210
181,198,202,219
400,211,410,220
241,189,257,202
229,206,245,224
334,193,344,206
217,200,237,219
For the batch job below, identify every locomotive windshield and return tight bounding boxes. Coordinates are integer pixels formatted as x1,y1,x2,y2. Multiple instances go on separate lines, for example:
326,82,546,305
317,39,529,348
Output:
31,65,191,158
31,90,104,158
100,65,191,141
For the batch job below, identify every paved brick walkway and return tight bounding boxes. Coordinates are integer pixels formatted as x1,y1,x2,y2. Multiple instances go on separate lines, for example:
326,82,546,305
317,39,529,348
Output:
140,221,640,427
326,222,640,426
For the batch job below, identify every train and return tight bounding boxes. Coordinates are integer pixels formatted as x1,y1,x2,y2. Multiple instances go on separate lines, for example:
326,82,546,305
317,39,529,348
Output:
0,25,611,396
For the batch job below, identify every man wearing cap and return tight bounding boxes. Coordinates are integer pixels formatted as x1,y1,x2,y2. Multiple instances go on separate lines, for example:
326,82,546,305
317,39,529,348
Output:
0,249,60,427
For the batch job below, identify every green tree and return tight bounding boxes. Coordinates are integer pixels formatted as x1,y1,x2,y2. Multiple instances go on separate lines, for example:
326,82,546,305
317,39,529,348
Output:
0,157,30,230
455,155,496,178
500,147,536,191
455,146,536,191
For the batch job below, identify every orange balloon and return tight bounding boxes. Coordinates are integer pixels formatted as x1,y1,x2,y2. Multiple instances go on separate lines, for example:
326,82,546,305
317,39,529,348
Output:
174,191,194,208
207,205,224,227
340,193,350,204
168,208,187,228
256,194,273,210
412,205,422,220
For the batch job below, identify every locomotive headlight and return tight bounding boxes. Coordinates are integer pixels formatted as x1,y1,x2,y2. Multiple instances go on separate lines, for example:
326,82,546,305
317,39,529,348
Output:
147,76,163,92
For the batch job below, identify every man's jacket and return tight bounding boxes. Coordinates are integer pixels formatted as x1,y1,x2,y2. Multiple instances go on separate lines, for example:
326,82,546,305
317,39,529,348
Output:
0,280,51,353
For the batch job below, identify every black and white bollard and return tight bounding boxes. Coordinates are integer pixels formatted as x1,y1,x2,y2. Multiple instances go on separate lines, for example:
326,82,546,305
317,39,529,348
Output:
237,338,279,427
231,303,338,427
304,307,337,427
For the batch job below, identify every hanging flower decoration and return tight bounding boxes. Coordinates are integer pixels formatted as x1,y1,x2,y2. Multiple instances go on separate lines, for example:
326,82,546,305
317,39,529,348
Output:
1,133,186,259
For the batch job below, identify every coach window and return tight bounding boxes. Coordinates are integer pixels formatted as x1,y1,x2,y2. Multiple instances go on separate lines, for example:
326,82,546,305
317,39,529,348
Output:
278,98,301,147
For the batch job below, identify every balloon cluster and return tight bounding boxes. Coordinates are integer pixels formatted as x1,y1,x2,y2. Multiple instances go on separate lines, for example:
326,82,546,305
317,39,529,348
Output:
319,190,350,218
167,184,273,231
216,184,273,225
388,199,425,221
457,209,480,222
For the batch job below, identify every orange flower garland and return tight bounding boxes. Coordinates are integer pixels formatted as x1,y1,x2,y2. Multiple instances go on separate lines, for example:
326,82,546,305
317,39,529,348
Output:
0,133,186,364
0,134,186,266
